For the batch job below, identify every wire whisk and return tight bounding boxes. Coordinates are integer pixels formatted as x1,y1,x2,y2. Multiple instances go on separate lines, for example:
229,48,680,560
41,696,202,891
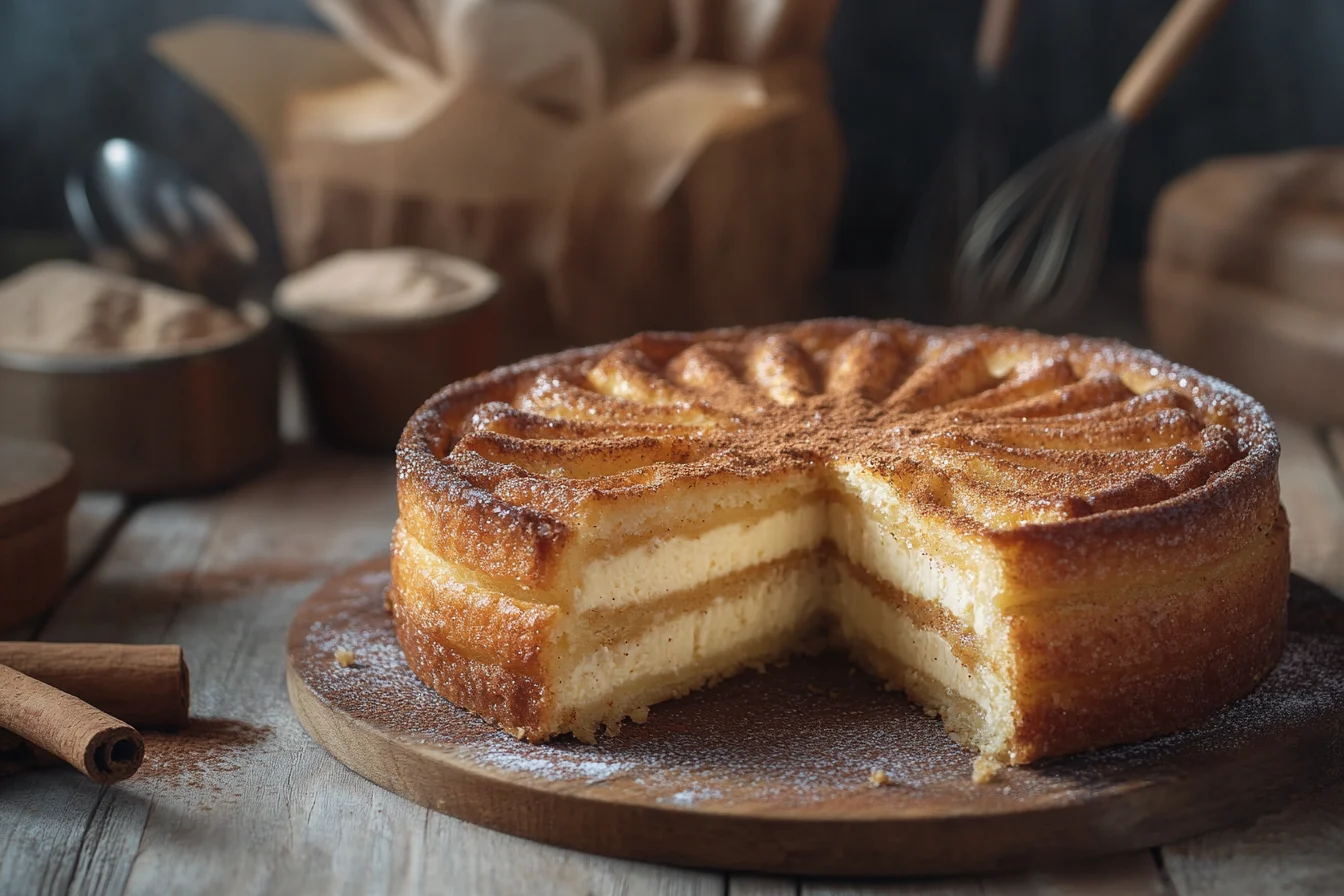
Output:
953,0,1232,325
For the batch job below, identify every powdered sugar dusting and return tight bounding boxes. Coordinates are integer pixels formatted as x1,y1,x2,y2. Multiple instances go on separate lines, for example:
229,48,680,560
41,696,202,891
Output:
292,565,1344,815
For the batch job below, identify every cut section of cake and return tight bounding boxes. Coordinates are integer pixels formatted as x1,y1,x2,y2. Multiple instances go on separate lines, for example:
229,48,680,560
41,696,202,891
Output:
392,319,1288,764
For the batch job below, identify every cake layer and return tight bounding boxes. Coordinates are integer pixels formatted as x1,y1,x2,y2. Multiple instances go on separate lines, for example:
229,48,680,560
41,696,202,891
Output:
393,496,1289,761
828,561,1012,757
826,486,993,634
554,558,827,739
571,502,826,613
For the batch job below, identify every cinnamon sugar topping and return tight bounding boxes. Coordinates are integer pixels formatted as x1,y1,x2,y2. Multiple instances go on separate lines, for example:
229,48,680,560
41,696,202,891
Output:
397,319,1278,589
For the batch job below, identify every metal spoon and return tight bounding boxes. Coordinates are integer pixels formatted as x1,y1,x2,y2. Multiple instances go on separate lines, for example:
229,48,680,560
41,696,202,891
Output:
66,139,260,308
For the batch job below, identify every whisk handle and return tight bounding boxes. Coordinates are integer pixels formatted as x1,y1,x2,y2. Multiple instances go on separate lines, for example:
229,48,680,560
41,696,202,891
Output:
975,0,1022,77
1109,0,1231,124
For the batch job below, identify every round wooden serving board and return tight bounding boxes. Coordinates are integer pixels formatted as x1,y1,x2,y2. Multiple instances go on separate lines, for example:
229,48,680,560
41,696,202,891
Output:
287,559,1344,877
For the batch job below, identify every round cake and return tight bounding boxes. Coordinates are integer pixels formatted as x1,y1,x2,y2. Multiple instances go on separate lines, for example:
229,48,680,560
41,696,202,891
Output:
391,318,1288,765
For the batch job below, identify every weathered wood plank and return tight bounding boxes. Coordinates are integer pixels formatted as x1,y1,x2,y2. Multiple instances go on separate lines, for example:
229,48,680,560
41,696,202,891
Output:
3,448,723,896
0,488,237,895
416,811,724,896
731,876,797,895
66,786,153,896
801,851,1169,895
1162,780,1344,896
1159,421,1344,895
0,493,135,896
0,774,107,896
65,493,128,584
1274,422,1344,592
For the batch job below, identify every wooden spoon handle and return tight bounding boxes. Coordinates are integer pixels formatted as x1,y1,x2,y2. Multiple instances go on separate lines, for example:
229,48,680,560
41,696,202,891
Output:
1109,0,1231,123
974,0,1022,76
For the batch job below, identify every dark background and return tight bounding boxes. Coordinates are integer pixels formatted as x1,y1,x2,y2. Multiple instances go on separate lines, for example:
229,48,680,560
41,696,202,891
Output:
1,0,1340,295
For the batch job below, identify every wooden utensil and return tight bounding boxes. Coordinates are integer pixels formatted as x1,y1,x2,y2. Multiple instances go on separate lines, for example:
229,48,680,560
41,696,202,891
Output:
954,0,1231,324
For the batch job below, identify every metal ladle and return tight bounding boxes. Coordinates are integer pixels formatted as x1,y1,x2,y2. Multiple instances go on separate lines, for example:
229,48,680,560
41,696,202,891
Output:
65,138,260,308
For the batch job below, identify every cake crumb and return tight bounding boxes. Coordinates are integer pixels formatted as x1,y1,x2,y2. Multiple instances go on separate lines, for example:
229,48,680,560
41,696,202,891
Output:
868,768,892,787
972,755,1003,785
629,706,650,724
334,647,357,668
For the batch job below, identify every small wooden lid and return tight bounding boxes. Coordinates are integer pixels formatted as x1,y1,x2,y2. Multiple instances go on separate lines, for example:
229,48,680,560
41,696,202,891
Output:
0,436,77,539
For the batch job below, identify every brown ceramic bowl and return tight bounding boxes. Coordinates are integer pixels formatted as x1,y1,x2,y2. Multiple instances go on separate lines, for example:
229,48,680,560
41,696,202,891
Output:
0,302,280,495
276,260,501,453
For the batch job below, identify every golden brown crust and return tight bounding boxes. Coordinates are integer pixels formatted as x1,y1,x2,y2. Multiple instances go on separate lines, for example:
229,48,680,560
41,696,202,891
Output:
1003,509,1289,761
390,523,560,737
397,318,1278,591
391,317,1288,762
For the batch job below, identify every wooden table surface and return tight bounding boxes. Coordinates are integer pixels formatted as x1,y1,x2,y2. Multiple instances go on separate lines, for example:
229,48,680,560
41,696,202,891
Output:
4,420,1343,895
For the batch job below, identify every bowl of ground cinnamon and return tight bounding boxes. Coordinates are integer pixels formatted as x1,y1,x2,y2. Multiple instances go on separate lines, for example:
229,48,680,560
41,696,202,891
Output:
274,249,499,453
0,261,280,494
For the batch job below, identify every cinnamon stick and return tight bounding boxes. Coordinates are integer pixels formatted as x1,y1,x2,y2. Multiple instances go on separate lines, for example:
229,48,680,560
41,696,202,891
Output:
0,642,189,728
0,663,144,784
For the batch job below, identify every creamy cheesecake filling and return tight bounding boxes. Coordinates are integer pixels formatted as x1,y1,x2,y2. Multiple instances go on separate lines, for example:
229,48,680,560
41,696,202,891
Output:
571,503,826,612
547,551,1006,751
577,550,817,645
553,559,826,722
829,563,1011,754
826,500,992,636
406,473,1016,746
565,479,995,629
831,464,1004,632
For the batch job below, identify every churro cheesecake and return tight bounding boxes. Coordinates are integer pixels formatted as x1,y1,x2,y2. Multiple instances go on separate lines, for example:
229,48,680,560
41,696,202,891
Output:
391,319,1288,765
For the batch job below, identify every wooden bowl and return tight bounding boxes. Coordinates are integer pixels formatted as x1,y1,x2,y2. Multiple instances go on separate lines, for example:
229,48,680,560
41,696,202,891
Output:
0,437,76,630
0,302,280,495
277,263,501,454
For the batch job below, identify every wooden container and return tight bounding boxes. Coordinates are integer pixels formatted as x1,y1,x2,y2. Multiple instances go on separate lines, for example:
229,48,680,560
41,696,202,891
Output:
0,303,280,495
1145,150,1344,423
0,437,76,630
1146,261,1344,422
277,266,500,454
